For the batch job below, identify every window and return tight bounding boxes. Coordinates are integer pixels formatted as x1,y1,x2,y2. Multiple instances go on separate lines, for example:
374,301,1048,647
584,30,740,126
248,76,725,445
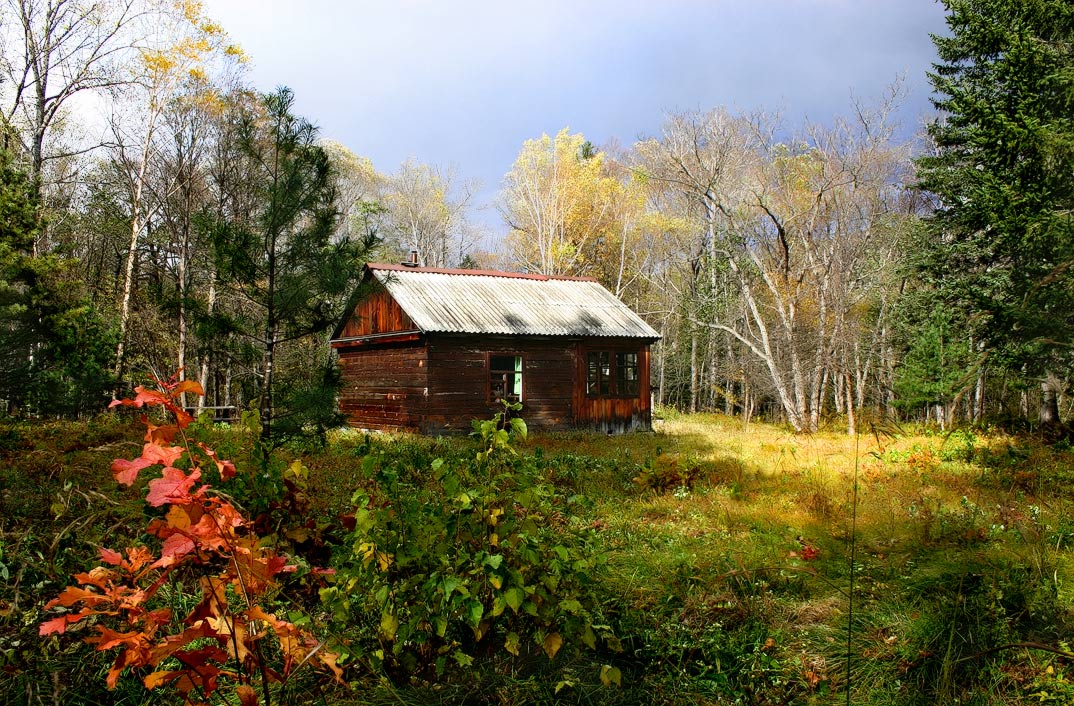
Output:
586,351,610,395
616,352,639,396
489,354,522,403
586,349,641,398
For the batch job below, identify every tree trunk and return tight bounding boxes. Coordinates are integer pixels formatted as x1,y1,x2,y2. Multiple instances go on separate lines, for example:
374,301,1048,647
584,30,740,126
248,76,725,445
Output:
197,276,217,414
1040,377,1061,427
845,373,856,436
656,333,666,407
689,332,698,414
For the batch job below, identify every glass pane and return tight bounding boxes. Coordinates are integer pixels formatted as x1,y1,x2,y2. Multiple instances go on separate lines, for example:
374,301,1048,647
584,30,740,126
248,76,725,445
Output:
587,352,600,395
616,352,639,396
490,354,522,402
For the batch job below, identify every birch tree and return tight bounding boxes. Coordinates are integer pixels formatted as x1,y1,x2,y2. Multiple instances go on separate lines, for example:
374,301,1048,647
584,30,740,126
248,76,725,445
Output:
0,0,149,246
499,128,620,276
108,1,239,382
382,159,476,268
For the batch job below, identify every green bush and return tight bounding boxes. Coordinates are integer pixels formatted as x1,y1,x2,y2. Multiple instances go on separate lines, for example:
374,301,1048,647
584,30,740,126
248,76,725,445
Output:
322,407,614,682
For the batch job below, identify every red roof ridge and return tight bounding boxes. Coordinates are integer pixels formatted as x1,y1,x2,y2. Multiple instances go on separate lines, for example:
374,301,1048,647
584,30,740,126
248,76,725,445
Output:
365,262,598,283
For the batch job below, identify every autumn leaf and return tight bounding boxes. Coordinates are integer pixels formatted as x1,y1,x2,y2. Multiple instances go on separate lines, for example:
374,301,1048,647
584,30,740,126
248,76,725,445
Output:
111,456,154,486
317,648,345,683
170,379,204,399
99,547,123,565
198,442,236,479
143,670,183,690
236,684,259,706
90,625,145,651
155,532,196,567
72,566,114,589
146,467,202,507
39,612,91,635
543,632,563,659
45,585,111,609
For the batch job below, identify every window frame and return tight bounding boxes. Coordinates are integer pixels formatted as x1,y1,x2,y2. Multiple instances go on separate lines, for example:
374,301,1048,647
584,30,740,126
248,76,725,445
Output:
584,347,642,399
487,352,523,404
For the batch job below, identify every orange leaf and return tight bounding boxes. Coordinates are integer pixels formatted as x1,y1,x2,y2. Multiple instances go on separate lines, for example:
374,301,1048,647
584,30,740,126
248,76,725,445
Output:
90,625,144,651
198,443,236,480
236,684,259,706
111,456,153,486
171,379,204,399
39,612,89,635
144,670,182,689
98,548,123,565
142,442,185,467
124,546,155,573
45,585,110,609
146,467,202,507
318,648,345,683
73,566,113,589
154,532,195,568
144,422,178,444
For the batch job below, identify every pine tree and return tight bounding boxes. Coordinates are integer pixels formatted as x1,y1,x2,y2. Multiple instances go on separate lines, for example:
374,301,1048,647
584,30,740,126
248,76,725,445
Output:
210,88,376,440
915,0,1074,424
0,149,115,415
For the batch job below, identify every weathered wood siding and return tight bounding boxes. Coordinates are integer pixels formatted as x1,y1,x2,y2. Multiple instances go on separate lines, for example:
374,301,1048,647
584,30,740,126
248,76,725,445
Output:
335,334,653,434
336,343,428,431
336,288,416,339
573,342,652,433
424,336,576,434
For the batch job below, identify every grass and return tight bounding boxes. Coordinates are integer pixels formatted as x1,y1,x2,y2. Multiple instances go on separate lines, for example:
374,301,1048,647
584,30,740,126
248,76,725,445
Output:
3,411,1073,705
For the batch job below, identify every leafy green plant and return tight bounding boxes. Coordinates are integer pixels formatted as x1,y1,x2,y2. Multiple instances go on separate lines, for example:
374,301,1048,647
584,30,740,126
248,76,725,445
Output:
632,453,702,493
322,405,613,681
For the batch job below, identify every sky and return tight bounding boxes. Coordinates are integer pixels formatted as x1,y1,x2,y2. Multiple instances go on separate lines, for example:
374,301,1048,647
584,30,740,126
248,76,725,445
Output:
201,0,949,236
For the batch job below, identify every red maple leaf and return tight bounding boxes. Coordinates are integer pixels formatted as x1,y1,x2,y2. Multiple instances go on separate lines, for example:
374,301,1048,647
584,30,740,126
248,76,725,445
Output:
111,456,154,486
146,467,202,507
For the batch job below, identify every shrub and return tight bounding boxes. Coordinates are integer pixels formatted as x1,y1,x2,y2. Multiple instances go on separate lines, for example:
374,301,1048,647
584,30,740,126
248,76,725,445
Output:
321,404,614,681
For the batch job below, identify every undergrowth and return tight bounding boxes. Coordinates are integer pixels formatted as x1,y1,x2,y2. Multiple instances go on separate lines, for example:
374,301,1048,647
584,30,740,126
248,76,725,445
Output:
3,411,1072,705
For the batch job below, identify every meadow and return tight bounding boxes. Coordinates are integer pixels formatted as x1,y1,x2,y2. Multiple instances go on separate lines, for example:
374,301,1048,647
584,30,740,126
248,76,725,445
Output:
2,408,1072,705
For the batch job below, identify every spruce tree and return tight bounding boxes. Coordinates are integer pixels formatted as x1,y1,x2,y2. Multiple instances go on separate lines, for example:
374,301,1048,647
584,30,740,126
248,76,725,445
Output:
915,0,1074,424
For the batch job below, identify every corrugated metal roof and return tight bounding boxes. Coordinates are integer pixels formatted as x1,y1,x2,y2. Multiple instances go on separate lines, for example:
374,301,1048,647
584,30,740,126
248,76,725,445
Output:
368,264,661,339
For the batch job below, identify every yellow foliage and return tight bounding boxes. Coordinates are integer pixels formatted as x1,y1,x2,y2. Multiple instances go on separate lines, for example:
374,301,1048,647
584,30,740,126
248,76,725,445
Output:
502,128,624,276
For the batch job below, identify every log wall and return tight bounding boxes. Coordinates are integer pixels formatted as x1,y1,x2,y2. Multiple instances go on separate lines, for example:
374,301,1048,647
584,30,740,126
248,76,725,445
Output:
337,343,428,431
425,336,576,434
336,334,653,434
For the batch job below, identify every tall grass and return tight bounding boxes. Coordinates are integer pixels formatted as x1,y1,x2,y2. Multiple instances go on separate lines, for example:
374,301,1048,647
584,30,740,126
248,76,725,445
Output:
6,412,1073,705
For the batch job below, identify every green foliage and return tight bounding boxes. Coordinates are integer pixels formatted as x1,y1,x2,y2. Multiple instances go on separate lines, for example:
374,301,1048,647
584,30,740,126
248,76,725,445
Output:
322,408,611,681
471,399,527,462
0,149,114,415
893,309,975,415
632,453,703,493
207,86,377,440
915,0,1074,378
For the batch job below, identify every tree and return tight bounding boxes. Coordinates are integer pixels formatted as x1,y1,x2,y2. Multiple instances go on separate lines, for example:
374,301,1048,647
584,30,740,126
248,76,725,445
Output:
108,0,239,383
382,159,476,268
635,103,911,432
0,0,150,246
211,87,375,439
915,0,1074,425
0,147,114,414
499,128,620,276
634,110,758,413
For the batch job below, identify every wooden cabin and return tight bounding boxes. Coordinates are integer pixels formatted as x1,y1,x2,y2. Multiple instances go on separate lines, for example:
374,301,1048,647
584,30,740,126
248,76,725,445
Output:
330,263,661,434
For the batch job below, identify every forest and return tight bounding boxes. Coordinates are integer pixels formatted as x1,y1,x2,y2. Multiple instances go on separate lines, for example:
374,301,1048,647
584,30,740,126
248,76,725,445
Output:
2,0,1074,705
0,0,1068,432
